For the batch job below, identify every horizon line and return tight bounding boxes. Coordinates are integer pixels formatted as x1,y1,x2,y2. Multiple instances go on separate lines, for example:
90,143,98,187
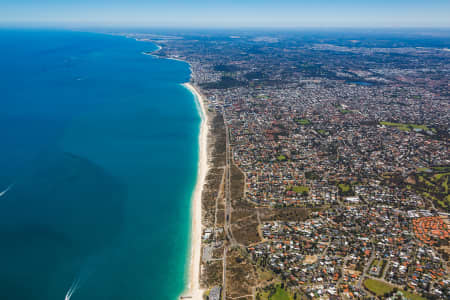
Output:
1,22,450,31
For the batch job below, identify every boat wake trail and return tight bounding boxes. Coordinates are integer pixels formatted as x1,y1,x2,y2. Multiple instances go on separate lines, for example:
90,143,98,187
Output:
0,184,13,197
64,263,95,300
64,277,81,300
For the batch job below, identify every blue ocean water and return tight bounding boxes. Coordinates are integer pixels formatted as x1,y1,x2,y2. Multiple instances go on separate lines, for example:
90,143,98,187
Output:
0,29,200,300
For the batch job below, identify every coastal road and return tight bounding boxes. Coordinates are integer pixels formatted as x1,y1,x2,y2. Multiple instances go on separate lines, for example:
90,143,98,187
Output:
214,169,226,240
223,126,232,300
223,124,240,300
223,246,228,300
224,127,238,246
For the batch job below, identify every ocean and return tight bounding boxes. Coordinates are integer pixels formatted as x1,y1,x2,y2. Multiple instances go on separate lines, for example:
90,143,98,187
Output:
0,29,200,300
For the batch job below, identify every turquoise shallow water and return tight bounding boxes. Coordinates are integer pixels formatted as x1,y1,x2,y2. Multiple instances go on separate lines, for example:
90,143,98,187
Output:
0,29,199,300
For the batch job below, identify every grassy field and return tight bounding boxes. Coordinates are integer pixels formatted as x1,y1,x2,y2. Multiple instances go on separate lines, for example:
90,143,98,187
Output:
289,185,309,195
277,155,287,161
434,172,450,181
295,118,311,125
364,278,425,300
258,284,293,300
317,129,329,136
364,278,392,296
370,259,383,268
338,183,350,192
380,121,434,132
431,166,450,172
270,287,291,300
337,182,355,196
411,167,450,210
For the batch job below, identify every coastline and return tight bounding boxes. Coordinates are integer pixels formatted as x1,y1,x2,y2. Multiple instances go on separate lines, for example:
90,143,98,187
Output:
138,39,207,299
182,82,208,300
137,38,210,300
141,45,187,64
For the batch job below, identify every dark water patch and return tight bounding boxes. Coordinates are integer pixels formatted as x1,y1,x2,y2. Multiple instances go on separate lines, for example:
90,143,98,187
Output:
0,150,127,299
0,151,127,299
0,151,126,251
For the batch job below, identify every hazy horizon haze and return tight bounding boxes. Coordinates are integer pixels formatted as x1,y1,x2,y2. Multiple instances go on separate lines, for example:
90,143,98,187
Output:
1,0,450,28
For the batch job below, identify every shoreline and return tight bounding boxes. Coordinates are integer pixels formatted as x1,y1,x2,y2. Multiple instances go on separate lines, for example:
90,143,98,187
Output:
182,82,208,300
141,45,187,64
137,39,207,299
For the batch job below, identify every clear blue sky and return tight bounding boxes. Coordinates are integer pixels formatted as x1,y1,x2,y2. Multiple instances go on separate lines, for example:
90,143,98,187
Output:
1,0,449,28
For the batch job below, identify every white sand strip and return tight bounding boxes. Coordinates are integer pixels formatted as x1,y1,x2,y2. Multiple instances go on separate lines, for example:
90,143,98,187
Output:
181,82,208,300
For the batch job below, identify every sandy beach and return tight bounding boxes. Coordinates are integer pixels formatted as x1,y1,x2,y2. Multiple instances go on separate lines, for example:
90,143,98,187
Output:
141,44,187,64
140,40,207,299
182,82,208,300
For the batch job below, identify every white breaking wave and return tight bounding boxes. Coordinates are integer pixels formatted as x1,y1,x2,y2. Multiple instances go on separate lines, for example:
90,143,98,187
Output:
0,184,12,197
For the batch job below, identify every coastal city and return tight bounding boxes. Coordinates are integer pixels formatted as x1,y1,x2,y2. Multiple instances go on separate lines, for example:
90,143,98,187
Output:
126,31,449,300
2,0,450,299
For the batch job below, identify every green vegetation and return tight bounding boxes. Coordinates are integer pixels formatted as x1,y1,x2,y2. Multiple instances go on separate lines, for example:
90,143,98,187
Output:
258,284,294,300
364,278,393,296
363,279,425,300
317,129,329,136
338,183,355,197
445,195,450,207
438,199,448,209
369,259,386,277
380,121,411,131
200,75,245,89
270,286,291,300
380,121,433,132
295,118,311,125
442,177,448,194
339,108,352,114
213,64,240,72
338,183,350,192
288,185,309,195
258,270,274,282
410,124,429,130
277,155,287,161
434,172,450,181
408,167,450,210
431,166,450,172
245,71,266,80
418,175,434,187
402,291,427,300
371,259,381,266
305,171,319,180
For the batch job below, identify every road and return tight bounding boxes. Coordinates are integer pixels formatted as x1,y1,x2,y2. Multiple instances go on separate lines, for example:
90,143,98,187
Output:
357,250,375,289
224,126,237,245
223,125,234,300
